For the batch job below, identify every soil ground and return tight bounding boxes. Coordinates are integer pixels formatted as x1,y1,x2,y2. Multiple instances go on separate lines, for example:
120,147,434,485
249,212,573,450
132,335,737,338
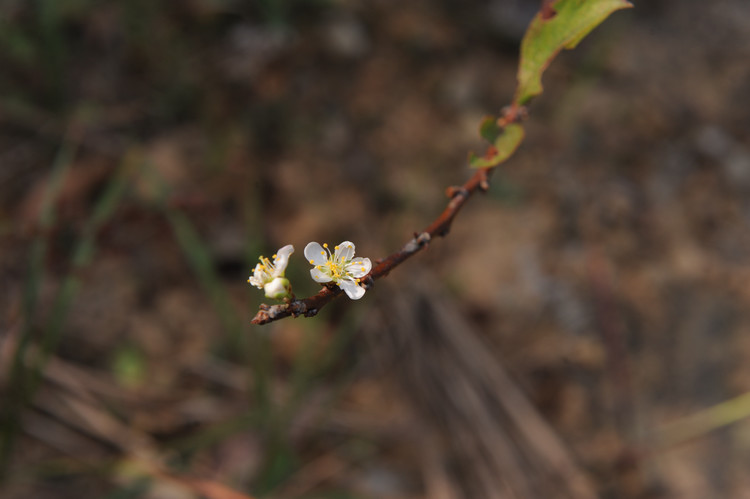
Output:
3,1,750,498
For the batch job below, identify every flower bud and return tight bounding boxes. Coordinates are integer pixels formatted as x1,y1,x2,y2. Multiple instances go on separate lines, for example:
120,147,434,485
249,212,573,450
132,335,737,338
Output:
264,277,293,300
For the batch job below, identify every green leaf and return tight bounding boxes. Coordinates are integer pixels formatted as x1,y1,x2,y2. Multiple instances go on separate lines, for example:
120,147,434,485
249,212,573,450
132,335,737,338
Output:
514,0,632,106
469,122,525,169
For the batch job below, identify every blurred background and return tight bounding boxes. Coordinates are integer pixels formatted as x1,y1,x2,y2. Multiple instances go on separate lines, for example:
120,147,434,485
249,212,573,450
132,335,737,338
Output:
2,0,750,497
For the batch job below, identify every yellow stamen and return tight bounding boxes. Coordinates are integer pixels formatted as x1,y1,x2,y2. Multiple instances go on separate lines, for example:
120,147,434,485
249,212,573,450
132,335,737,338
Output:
272,254,277,259
321,251,325,256
335,245,339,250
323,243,328,248
361,267,365,272
309,259,315,264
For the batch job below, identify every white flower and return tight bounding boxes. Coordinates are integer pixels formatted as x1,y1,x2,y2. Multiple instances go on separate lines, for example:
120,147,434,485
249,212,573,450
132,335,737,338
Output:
248,244,294,299
304,241,372,300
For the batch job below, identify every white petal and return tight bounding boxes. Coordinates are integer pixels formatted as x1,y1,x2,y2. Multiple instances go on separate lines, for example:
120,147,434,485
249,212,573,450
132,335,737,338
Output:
310,267,332,283
304,242,328,266
248,264,268,288
339,278,365,300
272,244,294,276
334,241,355,262
346,257,371,278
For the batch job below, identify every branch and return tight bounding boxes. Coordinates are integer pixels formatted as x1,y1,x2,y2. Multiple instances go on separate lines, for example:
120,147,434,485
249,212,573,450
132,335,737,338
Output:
251,108,524,325
250,0,632,325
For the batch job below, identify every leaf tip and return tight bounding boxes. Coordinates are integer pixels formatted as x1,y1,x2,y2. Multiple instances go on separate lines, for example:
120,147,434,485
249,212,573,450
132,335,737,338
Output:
540,0,558,20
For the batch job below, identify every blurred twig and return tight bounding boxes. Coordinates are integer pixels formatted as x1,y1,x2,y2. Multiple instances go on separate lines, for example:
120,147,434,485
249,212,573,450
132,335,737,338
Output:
0,137,75,476
1,137,131,478
33,158,131,381
31,380,257,499
657,391,750,449
366,272,599,499
165,208,244,340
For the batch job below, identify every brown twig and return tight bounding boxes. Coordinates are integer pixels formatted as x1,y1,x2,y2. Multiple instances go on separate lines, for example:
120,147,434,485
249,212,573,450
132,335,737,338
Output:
251,109,524,325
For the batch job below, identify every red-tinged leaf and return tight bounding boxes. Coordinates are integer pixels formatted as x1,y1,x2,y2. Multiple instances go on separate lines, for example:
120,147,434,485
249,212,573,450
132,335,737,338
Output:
514,0,632,106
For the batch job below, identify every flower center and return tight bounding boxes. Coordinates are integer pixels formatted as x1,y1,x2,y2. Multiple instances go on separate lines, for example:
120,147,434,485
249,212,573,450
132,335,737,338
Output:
315,243,353,281
257,256,275,276
327,259,346,279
